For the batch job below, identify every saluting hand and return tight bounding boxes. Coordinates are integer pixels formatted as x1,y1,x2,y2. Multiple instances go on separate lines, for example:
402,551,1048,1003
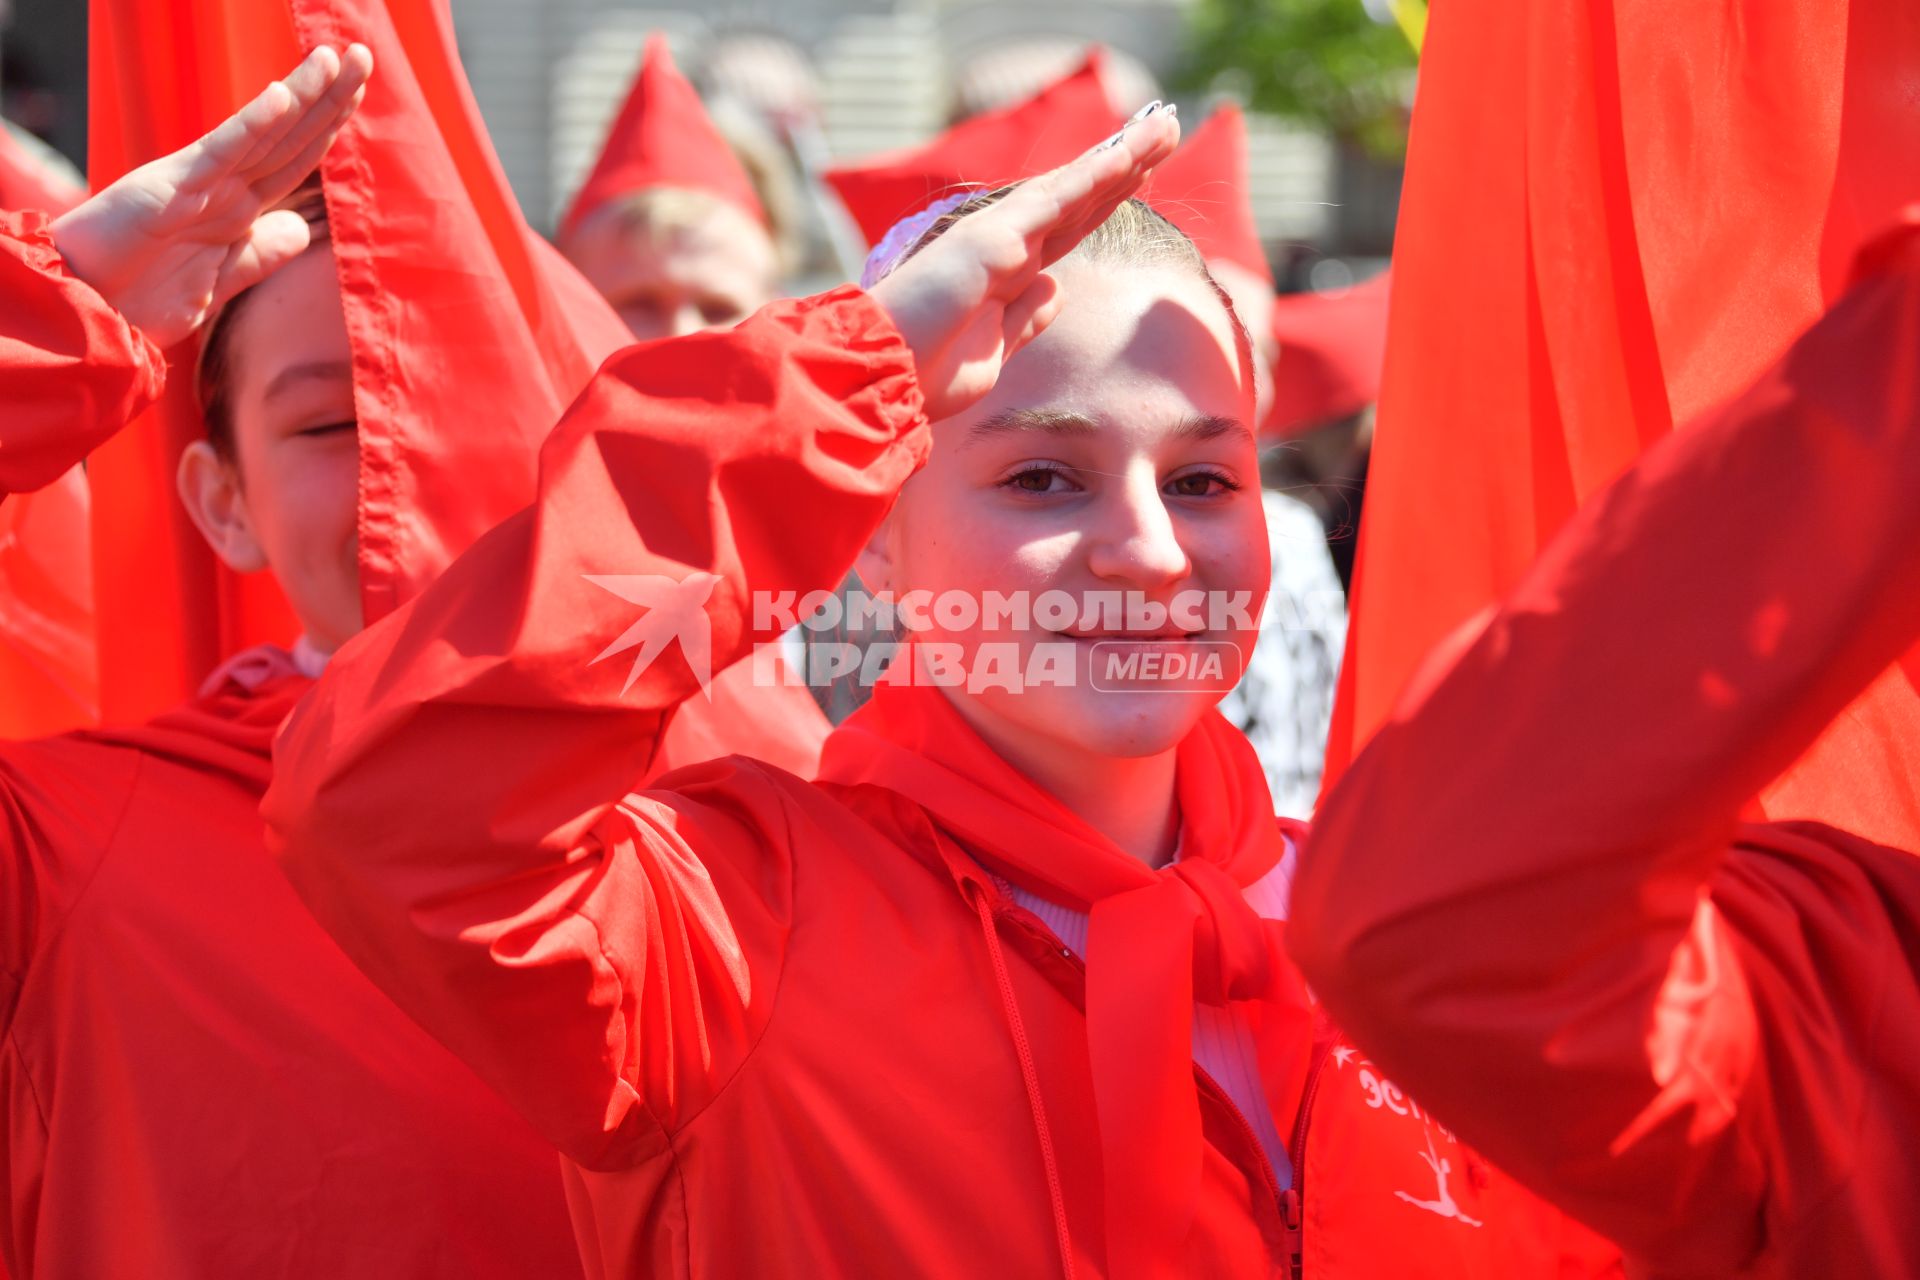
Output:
867,104,1179,424
50,43,374,349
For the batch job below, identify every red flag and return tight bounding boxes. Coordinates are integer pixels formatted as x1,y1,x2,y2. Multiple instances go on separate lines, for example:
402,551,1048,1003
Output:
560,34,765,241
86,0,303,722
824,49,1126,247
1264,271,1390,437
290,0,632,626
1327,0,1920,849
0,126,99,737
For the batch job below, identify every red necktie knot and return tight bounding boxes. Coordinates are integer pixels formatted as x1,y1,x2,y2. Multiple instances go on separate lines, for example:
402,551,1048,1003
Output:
1171,858,1272,1006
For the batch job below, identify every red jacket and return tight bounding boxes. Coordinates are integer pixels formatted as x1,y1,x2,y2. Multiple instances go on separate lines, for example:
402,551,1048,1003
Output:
0,211,587,1278
1291,226,1920,1277
1,663,592,1278
266,289,1618,1277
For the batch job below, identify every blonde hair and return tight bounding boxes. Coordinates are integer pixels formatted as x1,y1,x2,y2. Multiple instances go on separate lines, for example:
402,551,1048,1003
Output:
902,190,1256,392
569,184,789,275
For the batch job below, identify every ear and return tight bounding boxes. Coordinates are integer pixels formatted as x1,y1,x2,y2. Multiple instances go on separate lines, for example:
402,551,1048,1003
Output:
177,440,269,573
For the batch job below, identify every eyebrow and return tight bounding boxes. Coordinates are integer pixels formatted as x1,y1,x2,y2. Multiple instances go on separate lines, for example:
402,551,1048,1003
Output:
964,408,1254,449
262,360,354,404
965,408,1102,444
1172,414,1255,447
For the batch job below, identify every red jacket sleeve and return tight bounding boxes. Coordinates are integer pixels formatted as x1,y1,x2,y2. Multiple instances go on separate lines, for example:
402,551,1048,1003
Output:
263,288,927,1169
0,210,166,496
1289,227,1920,1275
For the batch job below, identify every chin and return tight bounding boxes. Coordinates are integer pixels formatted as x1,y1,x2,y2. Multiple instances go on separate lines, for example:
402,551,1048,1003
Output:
981,683,1216,760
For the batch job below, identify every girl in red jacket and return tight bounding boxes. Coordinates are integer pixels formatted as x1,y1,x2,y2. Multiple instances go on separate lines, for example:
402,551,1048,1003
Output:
265,108,1613,1277
1,47,600,1278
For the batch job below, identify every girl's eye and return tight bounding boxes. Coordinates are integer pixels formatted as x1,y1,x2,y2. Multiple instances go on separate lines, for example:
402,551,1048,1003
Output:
1000,465,1077,495
1165,470,1240,498
300,421,358,439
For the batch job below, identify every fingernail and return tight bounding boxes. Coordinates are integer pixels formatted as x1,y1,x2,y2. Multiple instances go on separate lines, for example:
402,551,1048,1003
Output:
1092,101,1166,153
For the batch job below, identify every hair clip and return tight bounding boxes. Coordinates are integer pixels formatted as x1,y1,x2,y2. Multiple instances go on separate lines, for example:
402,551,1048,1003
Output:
859,188,985,289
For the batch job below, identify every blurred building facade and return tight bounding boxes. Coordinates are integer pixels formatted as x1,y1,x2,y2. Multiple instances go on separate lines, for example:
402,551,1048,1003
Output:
449,0,1360,269
2,0,87,167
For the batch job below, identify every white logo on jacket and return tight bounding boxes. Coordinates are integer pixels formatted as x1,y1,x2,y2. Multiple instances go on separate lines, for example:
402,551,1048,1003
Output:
1330,1044,1484,1229
1395,1128,1484,1228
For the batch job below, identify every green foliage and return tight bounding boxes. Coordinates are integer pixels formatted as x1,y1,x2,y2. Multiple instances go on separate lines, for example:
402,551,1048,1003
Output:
1182,0,1417,158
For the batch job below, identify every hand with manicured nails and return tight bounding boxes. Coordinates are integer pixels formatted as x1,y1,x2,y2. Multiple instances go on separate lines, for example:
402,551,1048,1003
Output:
50,44,374,349
868,104,1179,423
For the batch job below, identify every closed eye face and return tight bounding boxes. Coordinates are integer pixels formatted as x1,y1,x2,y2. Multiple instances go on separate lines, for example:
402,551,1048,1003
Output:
256,358,358,446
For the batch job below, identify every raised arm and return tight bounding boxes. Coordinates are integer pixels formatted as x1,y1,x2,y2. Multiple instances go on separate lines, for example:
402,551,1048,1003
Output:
0,213,162,494
0,45,370,496
261,115,1182,1167
1290,223,1920,1272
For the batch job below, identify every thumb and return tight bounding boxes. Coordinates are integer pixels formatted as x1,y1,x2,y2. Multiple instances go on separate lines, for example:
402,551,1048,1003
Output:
211,209,314,310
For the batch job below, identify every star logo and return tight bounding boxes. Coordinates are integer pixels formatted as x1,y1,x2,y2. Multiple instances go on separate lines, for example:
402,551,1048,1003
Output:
1331,1045,1358,1070
583,572,721,697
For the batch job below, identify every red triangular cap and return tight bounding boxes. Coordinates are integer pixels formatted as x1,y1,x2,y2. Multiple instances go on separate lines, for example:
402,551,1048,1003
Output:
1141,104,1271,285
561,35,765,241
824,48,1128,248
1264,270,1391,437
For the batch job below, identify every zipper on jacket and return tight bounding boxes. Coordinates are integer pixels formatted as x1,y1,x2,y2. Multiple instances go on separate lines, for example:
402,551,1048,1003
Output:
1282,1040,1335,1280
1193,1061,1286,1214
1192,1056,1293,1274
1281,1188,1302,1280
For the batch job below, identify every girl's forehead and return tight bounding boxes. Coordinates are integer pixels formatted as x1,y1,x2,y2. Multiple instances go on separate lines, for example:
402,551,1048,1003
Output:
233,249,352,396
982,267,1250,426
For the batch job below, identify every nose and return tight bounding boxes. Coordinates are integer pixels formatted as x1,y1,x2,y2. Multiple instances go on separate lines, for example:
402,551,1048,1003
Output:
1083,464,1191,588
